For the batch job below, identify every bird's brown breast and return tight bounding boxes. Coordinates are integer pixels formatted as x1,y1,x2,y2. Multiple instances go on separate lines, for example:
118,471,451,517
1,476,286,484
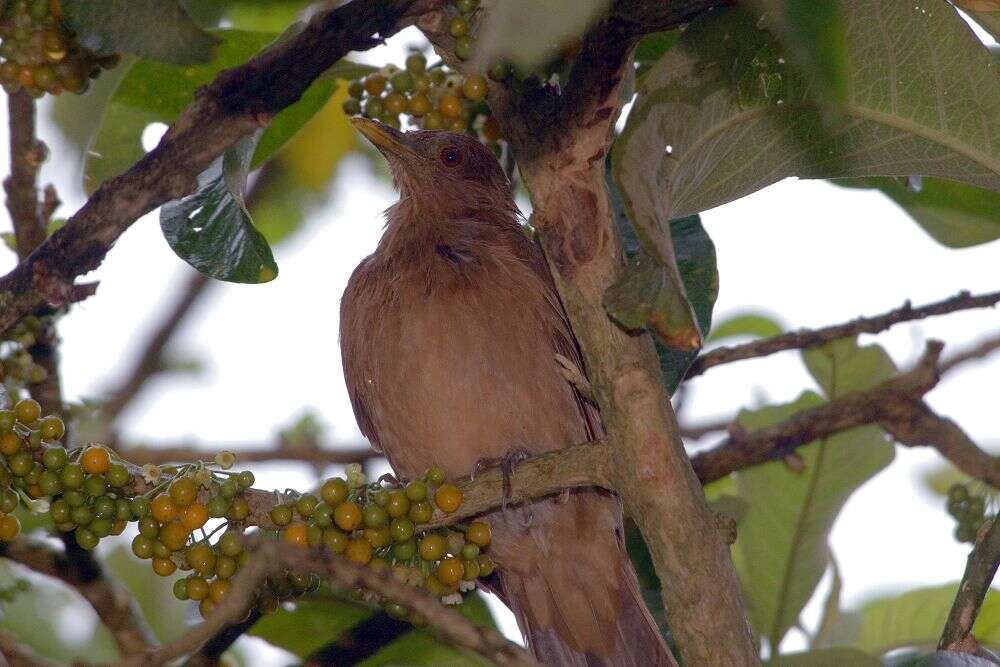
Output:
340,216,590,479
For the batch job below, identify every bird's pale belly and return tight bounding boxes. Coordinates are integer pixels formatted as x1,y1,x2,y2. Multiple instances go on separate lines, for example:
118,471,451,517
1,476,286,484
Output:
367,287,586,480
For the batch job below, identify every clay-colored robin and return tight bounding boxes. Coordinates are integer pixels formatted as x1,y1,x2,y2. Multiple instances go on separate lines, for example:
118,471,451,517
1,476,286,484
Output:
341,118,674,666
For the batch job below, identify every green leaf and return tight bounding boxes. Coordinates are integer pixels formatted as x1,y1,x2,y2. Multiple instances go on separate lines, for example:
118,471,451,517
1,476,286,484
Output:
708,312,784,342
225,0,313,32
85,29,368,194
834,177,1000,248
0,561,119,664
654,216,719,390
251,594,496,665
62,0,218,64
103,545,187,643
849,584,1000,654
766,648,882,666
635,30,681,81
249,598,375,657
617,0,1000,235
736,338,896,647
747,0,850,107
161,132,278,283
476,0,610,71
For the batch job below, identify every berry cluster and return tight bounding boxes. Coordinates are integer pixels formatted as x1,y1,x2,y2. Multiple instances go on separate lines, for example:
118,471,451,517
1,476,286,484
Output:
0,316,50,388
947,483,990,544
340,0,504,145
0,0,118,97
1,385,494,621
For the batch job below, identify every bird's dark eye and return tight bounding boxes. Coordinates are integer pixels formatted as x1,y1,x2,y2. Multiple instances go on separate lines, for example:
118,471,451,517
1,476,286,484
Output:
439,147,463,167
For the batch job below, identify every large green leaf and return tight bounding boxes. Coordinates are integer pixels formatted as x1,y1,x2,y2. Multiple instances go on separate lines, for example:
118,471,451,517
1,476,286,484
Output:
616,0,1000,246
161,132,278,283
746,0,850,107
249,598,375,657
62,0,217,64
251,593,496,665
848,585,1000,654
736,338,896,647
834,177,1000,248
84,29,370,193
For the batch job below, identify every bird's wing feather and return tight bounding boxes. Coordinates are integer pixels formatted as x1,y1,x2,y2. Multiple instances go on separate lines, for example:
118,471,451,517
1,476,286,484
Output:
339,255,383,452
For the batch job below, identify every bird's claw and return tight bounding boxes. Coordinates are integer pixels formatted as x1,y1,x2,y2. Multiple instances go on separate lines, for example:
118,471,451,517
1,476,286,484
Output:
377,472,400,487
471,448,532,514
555,354,594,402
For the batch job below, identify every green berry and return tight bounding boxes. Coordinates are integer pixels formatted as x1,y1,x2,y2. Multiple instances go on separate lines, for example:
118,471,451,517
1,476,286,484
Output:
63,489,85,508
38,415,64,440
295,493,318,518
130,496,151,519
60,463,84,489
42,446,67,470
947,483,969,503
106,464,129,487
0,490,16,514
9,452,32,477
449,15,469,38
219,530,243,557
75,527,98,550
83,474,107,497
347,79,364,99
371,489,389,507
454,36,473,61
390,517,414,542
363,503,388,528
0,410,14,432
49,499,71,524
392,539,416,560
132,534,155,559
219,478,239,498
405,52,426,74
116,498,131,521
236,471,255,489
362,97,384,118
404,481,427,502
456,0,479,12
93,495,116,519
312,502,333,528
173,578,189,600
390,70,413,93
70,505,93,526
321,478,349,506
342,98,361,115
38,470,61,496
138,516,159,538
424,467,446,486
207,495,229,518
461,543,480,560
270,504,293,526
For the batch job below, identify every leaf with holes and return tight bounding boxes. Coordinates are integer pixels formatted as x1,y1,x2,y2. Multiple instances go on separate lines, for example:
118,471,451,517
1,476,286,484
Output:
734,338,895,647
834,177,1000,248
62,0,218,64
615,0,1000,252
161,132,277,283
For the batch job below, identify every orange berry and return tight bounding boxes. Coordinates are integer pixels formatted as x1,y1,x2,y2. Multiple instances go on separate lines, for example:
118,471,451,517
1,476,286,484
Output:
180,503,208,531
111,520,127,536
169,477,198,507
0,514,20,541
363,74,386,96
434,484,463,513
199,597,215,618
28,484,43,498
438,94,462,118
462,74,487,101
151,494,178,523
466,521,491,546
186,576,209,601
160,520,190,551
209,578,230,603
81,446,110,474
152,557,176,576
345,537,373,565
436,557,464,585
282,523,309,549
0,432,21,456
334,502,362,531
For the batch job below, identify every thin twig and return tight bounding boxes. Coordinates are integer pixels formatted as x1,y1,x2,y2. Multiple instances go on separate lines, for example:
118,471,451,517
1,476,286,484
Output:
120,441,376,467
127,539,539,667
4,90,47,262
686,291,1000,379
939,514,1000,653
940,330,1000,375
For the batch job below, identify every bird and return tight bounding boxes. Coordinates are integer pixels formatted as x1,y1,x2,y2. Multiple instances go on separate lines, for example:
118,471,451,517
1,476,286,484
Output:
340,117,675,666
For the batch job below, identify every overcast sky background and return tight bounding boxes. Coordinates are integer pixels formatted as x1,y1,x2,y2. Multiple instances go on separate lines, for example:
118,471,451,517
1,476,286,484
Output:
0,21,997,664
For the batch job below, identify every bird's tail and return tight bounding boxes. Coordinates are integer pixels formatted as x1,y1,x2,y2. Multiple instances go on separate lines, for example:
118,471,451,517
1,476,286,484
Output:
490,492,676,667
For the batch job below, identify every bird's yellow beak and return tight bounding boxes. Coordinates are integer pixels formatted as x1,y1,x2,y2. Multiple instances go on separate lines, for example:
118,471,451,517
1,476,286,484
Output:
350,117,418,158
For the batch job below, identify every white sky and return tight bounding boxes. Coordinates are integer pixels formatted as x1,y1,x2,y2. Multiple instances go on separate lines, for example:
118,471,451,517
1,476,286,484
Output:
0,23,998,664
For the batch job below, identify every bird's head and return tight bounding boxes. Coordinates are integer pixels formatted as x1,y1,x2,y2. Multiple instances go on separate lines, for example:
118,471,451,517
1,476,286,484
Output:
351,117,513,219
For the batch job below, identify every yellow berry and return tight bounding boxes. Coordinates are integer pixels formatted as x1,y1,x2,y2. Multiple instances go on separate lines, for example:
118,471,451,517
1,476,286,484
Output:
434,484,463,513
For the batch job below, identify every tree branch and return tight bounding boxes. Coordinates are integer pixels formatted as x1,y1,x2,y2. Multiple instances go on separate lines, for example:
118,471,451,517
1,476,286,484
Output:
686,290,1000,379
119,440,376,467
939,330,1000,375
0,0,436,335
939,513,1000,653
126,539,539,667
